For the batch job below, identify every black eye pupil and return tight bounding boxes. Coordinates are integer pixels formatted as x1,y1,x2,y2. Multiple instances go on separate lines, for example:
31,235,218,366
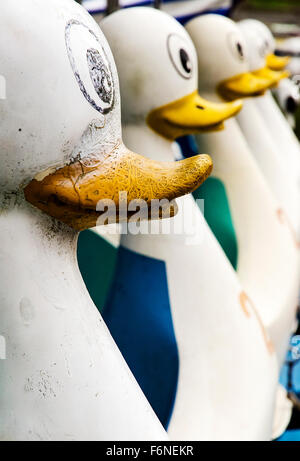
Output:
87,48,113,104
237,42,243,57
180,48,192,74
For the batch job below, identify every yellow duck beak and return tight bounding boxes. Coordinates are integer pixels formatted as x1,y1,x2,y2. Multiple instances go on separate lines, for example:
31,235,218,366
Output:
266,53,291,71
218,71,275,101
252,66,290,87
147,90,242,140
24,141,213,230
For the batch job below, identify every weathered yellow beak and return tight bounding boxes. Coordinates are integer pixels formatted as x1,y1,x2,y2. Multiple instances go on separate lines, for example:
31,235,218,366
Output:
147,91,242,140
266,53,290,71
218,71,274,101
24,140,213,230
252,66,290,87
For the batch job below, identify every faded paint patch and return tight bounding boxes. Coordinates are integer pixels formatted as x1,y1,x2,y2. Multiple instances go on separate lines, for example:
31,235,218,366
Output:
35,166,58,182
24,370,61,399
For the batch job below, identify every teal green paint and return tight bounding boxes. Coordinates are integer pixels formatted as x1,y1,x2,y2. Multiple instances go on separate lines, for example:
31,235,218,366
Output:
193,177,238,270
77,230,118,313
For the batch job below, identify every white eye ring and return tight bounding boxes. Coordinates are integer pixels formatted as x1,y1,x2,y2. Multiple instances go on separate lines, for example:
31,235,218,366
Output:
65,19,114,114
167,33,194,79
227,32,246,62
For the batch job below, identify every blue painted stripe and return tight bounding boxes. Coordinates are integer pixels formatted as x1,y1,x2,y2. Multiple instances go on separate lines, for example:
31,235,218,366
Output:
176,135,199,158
82,0,230,19
278,429,300,441
82,0,154,14
176,8,230,24
278,331,300,440
103,246,179,428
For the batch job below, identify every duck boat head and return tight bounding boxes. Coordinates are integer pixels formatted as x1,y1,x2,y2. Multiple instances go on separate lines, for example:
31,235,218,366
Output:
238,19,289,88
185,14,280,101
239,19,290,72
100,7,242,143
0,0,214,230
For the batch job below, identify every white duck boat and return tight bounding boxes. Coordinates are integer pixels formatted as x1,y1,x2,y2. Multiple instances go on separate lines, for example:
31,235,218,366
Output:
101,7,278,441
186,14,300,365
278,37,300,78
233,19,300,238
242,20,300,130
273,78,300,129
238,20,300,192
0,0,210,441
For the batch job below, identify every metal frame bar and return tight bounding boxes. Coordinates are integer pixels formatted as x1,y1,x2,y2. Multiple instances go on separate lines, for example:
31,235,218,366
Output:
106,0,120,15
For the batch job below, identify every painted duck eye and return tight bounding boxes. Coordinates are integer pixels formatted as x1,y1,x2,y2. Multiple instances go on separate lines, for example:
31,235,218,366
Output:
228,32,246,62
236,42,244,58
87,48,113,105
180,48,192,74
167,34,193,79
65,19,114,114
